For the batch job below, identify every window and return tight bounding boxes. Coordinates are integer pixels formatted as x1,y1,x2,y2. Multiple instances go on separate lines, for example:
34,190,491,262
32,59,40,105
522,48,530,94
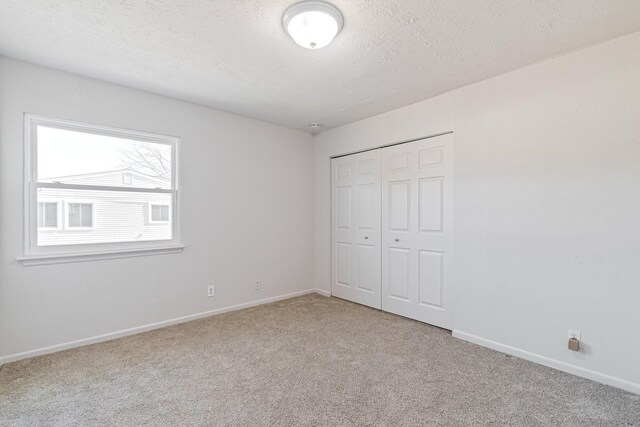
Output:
37,202,60,229
21,115,182,264
67,202,94,228
150,204,170,223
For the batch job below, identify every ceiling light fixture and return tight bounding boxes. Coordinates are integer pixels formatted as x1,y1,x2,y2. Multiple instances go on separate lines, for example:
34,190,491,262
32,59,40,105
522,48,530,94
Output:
283,1,344,49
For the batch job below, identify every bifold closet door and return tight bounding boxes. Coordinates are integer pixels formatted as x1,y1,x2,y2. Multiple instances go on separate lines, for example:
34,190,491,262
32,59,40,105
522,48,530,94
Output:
331,150,381,309
381,133,453,329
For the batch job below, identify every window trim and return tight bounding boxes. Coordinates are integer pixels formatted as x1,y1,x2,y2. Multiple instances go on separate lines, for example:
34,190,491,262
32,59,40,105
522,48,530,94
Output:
149,203,171,224
64,200,96,230
37,200,62,230
21,114,182,264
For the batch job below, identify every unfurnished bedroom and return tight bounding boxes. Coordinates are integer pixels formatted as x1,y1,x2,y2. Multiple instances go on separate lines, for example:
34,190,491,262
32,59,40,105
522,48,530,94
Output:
1,1,639,425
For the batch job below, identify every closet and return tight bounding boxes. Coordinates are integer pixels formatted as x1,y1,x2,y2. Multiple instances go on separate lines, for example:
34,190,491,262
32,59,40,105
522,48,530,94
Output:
331,133,453,329
331,149,382,309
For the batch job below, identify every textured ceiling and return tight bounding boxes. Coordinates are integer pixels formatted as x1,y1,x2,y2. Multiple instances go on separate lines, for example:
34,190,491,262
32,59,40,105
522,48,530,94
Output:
1,1,640,132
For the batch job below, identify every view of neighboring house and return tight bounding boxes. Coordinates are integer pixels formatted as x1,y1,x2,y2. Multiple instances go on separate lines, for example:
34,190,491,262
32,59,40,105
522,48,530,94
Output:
37,169,172,246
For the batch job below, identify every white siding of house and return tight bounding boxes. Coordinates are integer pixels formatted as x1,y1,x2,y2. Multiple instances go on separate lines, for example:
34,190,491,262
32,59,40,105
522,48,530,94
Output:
37,188,171,246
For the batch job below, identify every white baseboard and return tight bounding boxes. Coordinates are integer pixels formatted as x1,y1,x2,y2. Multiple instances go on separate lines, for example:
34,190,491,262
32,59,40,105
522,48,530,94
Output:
0,289,328,366
452,330,640,395
312,288,332,297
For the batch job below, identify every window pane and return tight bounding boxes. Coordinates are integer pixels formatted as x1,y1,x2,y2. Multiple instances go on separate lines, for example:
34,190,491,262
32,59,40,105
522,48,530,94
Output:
37,126,172,190
37,189,172,246
151,205,161,221
81,204,93,227
44,203,58,227
68,203,81,227
151,205,169,222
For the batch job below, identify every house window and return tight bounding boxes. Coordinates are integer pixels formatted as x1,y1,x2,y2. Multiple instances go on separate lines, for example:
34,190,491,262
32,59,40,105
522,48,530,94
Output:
22,115,181,264
150,204,170,222
67,202,94,228
37,202,59,228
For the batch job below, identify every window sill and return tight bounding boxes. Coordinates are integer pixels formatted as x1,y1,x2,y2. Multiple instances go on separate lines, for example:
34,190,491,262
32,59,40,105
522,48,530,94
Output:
17,244,185,266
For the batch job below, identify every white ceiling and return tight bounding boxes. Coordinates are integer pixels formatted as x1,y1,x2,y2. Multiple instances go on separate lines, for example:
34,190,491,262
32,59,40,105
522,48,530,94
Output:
1,1,640,132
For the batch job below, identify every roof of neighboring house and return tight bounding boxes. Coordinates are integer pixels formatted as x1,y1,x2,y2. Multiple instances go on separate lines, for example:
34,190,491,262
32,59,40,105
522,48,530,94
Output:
42,168,169,187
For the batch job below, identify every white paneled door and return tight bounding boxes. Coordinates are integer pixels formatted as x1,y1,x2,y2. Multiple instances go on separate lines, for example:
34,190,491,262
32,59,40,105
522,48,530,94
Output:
331,133,453,328
331,150,382,309
381,133,454,329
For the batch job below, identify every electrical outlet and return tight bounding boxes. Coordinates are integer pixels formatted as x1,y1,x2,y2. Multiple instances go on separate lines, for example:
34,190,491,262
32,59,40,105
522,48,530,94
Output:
207,285,215,297
568,329,581,341
255,280,261,291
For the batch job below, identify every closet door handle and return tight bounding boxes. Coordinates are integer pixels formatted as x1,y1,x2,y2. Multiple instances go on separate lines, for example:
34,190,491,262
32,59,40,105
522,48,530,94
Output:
364,236,369,240
395,238,399,242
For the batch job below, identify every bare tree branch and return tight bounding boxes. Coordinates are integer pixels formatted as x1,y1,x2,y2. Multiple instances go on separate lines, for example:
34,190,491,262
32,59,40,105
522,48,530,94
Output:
118,143,171,182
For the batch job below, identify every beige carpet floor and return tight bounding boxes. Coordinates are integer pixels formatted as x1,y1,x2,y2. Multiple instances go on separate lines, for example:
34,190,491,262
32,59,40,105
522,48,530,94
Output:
1,294,639,426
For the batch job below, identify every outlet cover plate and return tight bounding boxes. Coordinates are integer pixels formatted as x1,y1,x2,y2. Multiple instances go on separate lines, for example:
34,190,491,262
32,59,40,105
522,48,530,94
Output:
207,285,215,297
568,329,581,341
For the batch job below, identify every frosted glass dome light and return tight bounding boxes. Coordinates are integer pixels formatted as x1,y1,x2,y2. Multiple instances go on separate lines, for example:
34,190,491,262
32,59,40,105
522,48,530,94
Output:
283,1,344,49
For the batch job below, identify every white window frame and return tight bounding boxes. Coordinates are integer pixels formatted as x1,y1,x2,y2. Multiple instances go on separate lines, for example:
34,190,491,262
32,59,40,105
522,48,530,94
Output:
37,199,62,230
19,114,183,266
149,203,171,224
64,200,96,230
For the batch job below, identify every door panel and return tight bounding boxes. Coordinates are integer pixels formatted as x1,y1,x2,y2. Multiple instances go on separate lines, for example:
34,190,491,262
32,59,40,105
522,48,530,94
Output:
418,250,443,307
419,177,443,232
418,146,444,167
337,163,352,178
336,242,352,288
358,158,375,175
389,153,410,172
381,143,415,318
413,135,452,327
357,184,375,230
356,244,375,292
388,247,411,301
382,133,453,329
336,187,352,229
389,181,411,231
331,150,381,309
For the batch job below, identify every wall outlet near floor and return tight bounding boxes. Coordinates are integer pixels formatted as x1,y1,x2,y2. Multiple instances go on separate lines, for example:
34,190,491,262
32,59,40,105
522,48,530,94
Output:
254,280,261,291
207,285,215,297
568,330,581,351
